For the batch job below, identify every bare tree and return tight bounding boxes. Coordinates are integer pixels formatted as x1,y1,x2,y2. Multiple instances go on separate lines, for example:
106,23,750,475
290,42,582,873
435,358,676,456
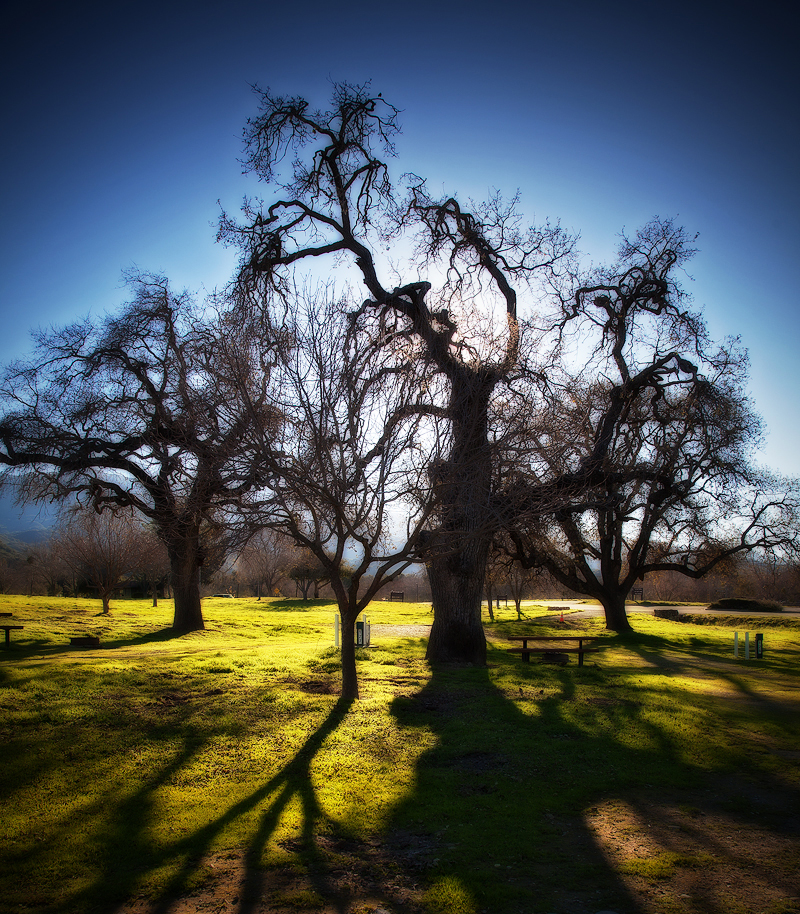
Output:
55,509,148,614
19,535,71,597
504,556,540,619
230,291,438,699
136,528,171,606
0,274,273,631
236,528,295,598
219,83,574,664
502,220,800,630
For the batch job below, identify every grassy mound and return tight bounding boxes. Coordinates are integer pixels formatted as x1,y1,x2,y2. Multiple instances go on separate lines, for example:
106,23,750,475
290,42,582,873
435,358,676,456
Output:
707,597,783,612
679,613,800,628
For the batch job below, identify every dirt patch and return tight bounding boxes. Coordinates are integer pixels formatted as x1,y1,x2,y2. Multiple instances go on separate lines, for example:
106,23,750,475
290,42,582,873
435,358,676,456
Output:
114,836,427,914
585,782,800,914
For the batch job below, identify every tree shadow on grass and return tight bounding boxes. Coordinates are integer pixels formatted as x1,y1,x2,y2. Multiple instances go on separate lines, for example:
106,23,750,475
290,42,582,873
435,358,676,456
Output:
256,599,334,612
44,697,392,914
386,643,800,914
388,657,644,914
7,627,195,659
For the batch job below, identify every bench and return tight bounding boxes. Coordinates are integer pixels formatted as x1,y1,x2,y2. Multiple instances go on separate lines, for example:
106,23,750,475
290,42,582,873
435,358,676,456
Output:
70,635,100,648
507,636,600,667
1,625,24,647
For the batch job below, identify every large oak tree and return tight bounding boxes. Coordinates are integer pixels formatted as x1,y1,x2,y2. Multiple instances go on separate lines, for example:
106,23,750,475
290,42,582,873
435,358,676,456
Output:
219,82,574,664
502,221,800,630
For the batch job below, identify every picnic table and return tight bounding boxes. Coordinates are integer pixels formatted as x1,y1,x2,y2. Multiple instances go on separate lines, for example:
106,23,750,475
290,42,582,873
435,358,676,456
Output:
507,635,600,666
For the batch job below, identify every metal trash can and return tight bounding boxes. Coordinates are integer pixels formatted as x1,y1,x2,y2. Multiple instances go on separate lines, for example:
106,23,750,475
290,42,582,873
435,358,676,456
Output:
756,632,764,658
356,620,365,646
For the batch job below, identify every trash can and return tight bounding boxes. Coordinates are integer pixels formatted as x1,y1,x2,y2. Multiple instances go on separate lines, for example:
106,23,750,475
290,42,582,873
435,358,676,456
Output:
356,620,365,646
755,632,764,658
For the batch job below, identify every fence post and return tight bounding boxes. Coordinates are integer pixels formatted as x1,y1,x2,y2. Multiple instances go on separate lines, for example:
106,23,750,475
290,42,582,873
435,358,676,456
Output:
334,614,340,647
734,632,739,658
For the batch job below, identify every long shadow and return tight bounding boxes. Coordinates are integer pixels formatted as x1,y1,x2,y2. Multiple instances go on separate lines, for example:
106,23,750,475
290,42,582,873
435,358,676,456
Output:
5,627,190,659
386,641,800,914
44,698,356,914
147,697,355,914
0,712,210,914
388,654,644,913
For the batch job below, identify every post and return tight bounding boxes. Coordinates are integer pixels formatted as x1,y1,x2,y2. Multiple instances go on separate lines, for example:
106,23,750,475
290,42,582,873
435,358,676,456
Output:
745,632,750,660
734,632,739,658
334,614,340,647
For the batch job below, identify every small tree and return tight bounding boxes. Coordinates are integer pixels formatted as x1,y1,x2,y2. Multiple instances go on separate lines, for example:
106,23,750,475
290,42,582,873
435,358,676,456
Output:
55,510,148,614
236,529,294,599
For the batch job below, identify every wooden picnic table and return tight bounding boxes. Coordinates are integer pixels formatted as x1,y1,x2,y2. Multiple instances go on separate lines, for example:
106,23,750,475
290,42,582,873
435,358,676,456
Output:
507,635,600,666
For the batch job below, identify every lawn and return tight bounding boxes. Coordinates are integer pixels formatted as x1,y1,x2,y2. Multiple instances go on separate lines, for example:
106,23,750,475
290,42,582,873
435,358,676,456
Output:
1,595,798,914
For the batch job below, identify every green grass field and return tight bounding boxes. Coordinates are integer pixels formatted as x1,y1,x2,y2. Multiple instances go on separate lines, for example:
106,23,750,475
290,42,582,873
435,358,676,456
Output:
1,595,798,914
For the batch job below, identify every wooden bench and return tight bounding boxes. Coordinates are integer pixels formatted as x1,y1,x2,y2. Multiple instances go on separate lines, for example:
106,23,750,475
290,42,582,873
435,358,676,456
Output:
507,635,600,667
1,624,24,647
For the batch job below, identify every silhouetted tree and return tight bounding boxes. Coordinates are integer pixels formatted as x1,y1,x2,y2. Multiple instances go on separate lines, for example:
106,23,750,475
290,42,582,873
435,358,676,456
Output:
0,274,273,631
502,221,800,630
236,529,295,598
54,509,149,613
229,292,438,699
219,83,575,664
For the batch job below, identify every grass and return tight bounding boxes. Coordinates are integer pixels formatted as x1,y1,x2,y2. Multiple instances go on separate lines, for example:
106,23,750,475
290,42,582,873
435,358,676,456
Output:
1,595,799,914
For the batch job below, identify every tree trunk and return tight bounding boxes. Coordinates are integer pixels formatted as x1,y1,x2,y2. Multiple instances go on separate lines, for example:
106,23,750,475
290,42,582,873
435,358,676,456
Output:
168,536,205,632
425,373,493,665
100,590,112,614
339,612,359,700
602,590,633,633
426,537,489,665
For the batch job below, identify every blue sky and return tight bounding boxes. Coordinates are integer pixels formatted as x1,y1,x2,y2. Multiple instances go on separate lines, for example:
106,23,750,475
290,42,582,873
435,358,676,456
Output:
1,0,798,531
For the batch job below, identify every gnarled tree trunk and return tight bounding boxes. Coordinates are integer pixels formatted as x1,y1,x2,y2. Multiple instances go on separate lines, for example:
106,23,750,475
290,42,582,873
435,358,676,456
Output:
425,373,493,665
165,526,205,632
426,537,489,664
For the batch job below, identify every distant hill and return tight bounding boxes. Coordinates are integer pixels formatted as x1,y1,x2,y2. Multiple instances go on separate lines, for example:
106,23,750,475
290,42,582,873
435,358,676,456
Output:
0,536,19,560
4,527,50,545
0,493,54,544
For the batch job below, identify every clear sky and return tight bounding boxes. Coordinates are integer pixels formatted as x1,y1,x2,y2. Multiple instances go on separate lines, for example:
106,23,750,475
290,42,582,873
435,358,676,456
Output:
1,0,798,531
